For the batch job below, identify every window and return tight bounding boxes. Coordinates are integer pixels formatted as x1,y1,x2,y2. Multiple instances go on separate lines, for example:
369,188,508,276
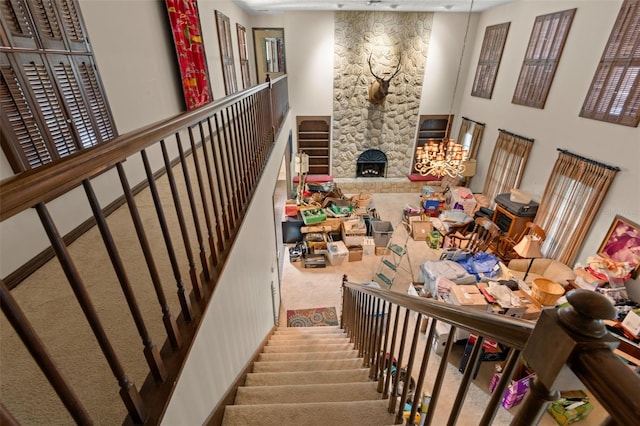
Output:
215,10,237,95
580,0,640,127
236,23,250,89
535,150,619,264
471,22,510,99
456,117,485,160
512,9,576,109
482,130,533,208
0,0,116,172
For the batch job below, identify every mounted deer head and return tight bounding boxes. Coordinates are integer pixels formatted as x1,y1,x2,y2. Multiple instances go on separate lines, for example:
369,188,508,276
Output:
368,53,402,104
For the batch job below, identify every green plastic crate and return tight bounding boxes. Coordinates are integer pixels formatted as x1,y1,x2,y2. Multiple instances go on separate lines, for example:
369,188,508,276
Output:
300,207,327,225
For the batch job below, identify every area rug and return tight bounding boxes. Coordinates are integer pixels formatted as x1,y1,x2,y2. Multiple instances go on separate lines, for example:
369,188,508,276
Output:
286,306,339,327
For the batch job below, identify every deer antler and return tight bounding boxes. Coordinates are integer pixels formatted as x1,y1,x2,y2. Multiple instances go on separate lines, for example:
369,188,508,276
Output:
368,53,402,81
368,53,383,80
388,53,402,80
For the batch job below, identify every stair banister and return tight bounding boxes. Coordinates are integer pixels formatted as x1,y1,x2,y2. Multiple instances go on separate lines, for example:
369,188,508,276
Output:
341,279,640,426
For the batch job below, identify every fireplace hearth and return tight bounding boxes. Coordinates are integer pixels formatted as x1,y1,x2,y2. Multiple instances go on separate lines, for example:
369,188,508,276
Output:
356,149,387,178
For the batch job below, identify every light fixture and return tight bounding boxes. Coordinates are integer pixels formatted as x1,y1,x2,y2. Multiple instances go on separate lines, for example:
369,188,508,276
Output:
414,0,475,178
414,139,468,178
513,235,544,281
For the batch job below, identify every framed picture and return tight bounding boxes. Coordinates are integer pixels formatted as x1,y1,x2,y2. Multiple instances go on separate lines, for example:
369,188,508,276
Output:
598,215,640,279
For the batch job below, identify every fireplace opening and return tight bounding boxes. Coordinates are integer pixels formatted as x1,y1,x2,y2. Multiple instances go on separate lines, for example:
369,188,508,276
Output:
356,149,387,178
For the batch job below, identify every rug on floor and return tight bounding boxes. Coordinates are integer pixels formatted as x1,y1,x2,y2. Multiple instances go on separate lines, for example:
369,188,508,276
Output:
286,306,339,327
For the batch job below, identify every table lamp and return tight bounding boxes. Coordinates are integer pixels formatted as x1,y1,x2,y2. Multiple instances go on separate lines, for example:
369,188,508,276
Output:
513,235,543,281
460,159,476,187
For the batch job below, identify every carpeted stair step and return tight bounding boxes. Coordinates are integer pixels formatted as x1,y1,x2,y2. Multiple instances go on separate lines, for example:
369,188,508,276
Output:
252,358,363,373
234,382,381,405
269,333,348,341
274,326,343,334
258,350,358,362
262,342,353,353
266,337,350,346
221,400,394,426
244,368,371,386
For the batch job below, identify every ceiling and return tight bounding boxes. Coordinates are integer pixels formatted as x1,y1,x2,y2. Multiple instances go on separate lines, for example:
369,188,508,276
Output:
233,0,516,15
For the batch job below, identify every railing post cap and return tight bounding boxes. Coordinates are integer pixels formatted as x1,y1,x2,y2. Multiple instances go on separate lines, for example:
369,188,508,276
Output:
557,289,616,338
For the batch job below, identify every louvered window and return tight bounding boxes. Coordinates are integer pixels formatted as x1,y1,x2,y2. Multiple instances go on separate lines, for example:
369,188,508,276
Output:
0,0,116,172
236,23,250,90
580,0,640,127
512,9,576,109
471,22,510,99
216,10,237,95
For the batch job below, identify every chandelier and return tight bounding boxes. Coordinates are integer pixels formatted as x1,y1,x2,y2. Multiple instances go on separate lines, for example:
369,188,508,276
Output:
414,138,468,178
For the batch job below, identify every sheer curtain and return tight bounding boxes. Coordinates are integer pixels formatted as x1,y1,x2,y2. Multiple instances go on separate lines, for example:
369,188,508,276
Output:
457,117,485,160
482,130,533,208
535,150,619,264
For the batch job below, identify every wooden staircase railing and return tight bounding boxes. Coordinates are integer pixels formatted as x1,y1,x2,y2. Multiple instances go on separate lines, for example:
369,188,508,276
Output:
0,76,289,424
341,276,640,425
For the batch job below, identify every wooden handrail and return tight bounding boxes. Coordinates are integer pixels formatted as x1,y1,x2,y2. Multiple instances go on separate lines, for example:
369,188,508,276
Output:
342,280,534,349
0,76,287,222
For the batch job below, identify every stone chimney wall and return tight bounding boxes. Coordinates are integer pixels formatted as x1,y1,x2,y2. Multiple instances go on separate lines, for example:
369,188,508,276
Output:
332,11,433,178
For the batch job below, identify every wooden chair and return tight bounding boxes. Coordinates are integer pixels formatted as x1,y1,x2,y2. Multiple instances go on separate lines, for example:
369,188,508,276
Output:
496,222,547,262
445,217,502,254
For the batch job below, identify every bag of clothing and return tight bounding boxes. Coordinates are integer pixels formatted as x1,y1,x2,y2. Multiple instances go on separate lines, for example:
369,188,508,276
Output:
459,252,500,278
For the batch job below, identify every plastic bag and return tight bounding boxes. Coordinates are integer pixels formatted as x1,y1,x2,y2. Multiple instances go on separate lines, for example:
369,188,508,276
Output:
460,252,500,277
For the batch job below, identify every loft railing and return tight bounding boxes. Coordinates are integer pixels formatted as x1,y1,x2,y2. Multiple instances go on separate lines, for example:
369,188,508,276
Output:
0,76,289,424
341,276,640,426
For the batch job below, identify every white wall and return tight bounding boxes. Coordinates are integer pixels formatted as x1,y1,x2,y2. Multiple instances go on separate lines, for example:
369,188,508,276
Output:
161,114,292,425
459,0,639,286
0,0,257,277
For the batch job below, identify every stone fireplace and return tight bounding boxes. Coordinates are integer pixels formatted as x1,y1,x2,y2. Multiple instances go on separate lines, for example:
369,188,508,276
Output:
356,149,387,177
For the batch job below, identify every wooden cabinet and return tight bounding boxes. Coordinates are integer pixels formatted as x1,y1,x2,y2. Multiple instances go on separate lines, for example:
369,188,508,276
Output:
492,205,531,240
297,116,330,175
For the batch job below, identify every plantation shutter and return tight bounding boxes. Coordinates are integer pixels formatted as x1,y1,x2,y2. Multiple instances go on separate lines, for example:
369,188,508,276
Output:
580,0,640,127
0,0,116,172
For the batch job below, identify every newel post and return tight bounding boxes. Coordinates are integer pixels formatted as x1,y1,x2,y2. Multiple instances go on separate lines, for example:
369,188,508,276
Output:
512,290,618,425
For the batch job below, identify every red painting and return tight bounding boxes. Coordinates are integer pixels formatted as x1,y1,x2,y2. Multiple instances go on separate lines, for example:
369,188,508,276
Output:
166,0,211,110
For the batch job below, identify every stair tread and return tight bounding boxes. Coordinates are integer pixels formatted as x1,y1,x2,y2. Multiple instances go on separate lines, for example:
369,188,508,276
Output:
234,382,380,405
252,358,363,373
222,400,394,426
244,368,371,386
262,343,354,353
275,326,342,333
269,334,349,341
258,350,358,361
266,337,350,345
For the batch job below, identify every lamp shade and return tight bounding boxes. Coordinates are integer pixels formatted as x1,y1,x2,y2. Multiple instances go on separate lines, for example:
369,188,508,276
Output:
461,159,477,177
513,235,543,259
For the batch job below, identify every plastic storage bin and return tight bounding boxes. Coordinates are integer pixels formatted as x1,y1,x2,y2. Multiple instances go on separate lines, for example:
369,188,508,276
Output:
371,220,394,247
326,241,348,266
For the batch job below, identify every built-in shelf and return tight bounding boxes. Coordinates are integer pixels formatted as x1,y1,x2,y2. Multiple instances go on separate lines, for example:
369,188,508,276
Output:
297,116,331,175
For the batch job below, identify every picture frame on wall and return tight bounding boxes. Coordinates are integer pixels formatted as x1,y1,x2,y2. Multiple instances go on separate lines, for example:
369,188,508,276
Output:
598,215,640,279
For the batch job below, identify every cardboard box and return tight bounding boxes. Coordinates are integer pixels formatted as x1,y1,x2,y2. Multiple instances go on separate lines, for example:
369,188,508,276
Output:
447,187,477,215
547,390,593,425
375,246,391,256
341,218,367,246
347,245,363,262
326,241,348,266
489,361,535,409
449,285,488,310
412,221,433,241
